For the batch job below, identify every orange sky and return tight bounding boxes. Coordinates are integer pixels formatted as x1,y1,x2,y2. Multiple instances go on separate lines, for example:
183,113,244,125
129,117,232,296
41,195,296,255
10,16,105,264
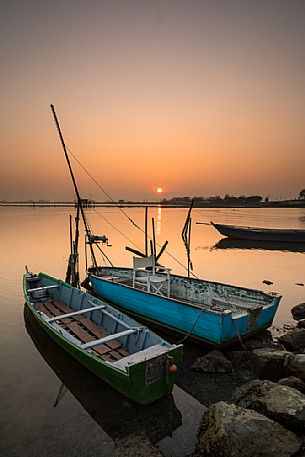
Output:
1,0,305,201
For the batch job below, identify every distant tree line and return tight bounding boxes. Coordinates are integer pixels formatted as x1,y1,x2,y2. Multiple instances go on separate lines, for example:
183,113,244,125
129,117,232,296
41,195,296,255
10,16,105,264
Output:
162,194,263,204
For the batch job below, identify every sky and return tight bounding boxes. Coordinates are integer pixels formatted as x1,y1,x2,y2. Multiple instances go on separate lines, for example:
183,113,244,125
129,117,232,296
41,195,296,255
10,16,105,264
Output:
1,0,305,201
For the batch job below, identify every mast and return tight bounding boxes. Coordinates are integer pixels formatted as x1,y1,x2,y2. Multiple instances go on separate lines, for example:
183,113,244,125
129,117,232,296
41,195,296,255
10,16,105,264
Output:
181,198,194,277
50,104,97,268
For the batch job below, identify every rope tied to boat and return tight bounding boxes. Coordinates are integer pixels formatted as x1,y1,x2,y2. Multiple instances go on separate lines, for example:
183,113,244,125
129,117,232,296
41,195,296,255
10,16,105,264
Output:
232,318,247,350
176,307,206,344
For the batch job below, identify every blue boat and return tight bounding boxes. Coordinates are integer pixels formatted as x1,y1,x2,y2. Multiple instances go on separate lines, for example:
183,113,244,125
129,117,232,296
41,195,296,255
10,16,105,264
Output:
87,264,281,348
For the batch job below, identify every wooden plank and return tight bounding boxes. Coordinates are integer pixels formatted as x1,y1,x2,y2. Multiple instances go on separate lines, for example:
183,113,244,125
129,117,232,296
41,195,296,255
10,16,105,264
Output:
53,299,74,314
93,345,112,357
79,319,123,351
81,329,136,350
54,299,126,352
117,348,129,357
81,318,107,338
51,299,129,360
35,302,53,318
36,301,127,362
101,353,114,362
108,351,122,361
65,321,93,343
44,301,64,316
63,320,116,359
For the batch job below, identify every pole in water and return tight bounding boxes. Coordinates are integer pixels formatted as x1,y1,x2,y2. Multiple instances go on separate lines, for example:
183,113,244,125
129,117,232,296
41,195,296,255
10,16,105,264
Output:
144,206,148,256
152,217,156,259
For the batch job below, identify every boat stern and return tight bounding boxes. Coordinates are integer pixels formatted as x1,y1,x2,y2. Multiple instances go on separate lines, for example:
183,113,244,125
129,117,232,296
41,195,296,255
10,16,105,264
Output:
114,344,183,405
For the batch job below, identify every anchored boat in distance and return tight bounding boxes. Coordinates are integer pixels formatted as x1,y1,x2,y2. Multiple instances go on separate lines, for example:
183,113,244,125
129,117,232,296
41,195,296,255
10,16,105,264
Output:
210,221,305,243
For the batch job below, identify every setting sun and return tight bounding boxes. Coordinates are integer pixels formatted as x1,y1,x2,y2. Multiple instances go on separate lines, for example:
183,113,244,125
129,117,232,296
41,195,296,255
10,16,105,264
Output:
156,187,163,194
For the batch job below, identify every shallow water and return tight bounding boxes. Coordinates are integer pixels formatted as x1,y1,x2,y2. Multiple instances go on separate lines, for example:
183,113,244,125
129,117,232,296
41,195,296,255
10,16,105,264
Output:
1,206,304,456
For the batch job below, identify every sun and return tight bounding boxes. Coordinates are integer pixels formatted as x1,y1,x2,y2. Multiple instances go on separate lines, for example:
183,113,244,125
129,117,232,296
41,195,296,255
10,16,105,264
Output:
156,187,163,194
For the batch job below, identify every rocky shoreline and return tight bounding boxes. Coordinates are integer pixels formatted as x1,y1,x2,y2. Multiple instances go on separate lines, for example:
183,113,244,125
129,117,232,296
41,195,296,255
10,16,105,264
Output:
118,304,305,457
176,302,305,457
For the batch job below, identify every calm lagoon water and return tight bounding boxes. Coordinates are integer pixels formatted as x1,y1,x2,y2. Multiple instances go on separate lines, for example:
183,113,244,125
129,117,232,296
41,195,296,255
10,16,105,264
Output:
1,206,304,456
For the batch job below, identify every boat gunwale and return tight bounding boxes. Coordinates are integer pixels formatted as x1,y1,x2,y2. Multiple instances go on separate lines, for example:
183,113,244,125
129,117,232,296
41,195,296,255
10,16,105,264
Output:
85,296,276,348
88,266,282,309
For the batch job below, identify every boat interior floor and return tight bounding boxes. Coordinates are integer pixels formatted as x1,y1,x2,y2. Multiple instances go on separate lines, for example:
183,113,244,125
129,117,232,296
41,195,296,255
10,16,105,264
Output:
35,300,129,362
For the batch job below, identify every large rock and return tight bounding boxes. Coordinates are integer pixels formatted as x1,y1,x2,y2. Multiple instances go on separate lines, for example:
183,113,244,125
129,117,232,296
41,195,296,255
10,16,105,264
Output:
287,354,305,381
253,348,292,380
278,376,305,394
297,319,305,329
234,379,305,431
191,350,233,373
226,350,256,371
278,328,305,351
193,401,301,457
291,302,305,321
242,330,273,350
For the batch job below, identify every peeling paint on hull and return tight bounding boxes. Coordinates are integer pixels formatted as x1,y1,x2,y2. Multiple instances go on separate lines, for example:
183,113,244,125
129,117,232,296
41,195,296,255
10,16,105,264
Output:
88,267,281,348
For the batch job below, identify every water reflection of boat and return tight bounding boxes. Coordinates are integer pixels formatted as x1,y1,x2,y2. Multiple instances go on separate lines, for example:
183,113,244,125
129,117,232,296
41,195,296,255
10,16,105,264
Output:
24,305,182,444
213,238,305,253
211,222,305,243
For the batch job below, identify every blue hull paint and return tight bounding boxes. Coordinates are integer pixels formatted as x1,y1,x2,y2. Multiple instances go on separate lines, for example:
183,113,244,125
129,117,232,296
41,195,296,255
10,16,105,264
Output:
89,275,281,347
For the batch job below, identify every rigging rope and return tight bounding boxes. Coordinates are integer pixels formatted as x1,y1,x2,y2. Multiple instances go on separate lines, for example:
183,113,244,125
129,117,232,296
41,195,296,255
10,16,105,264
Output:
67,146,141,230
93,209,143,251
66,145,199,278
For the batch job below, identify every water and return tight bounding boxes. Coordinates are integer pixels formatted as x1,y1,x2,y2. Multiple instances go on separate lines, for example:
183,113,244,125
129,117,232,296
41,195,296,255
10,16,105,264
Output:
1,206,304,456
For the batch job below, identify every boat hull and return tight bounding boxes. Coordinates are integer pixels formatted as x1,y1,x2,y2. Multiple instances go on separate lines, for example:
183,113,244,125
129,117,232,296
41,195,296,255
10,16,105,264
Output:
23,273,182,405
212,222,305,243
89,270,281,348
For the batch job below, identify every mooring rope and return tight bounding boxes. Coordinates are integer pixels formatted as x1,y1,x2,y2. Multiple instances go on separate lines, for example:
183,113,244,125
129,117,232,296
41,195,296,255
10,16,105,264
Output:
232,317,247,350
176,306,206,344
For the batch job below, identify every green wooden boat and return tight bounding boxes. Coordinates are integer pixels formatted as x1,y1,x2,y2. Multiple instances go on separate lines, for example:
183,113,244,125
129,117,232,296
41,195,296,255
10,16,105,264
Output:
23,270,183,405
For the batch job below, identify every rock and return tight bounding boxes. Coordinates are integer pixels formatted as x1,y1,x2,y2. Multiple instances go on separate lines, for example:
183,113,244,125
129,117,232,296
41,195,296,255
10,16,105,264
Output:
191,350,233,373
278,376,305,394
278,328,305,351
113,434,163,457
242,330,274,350
295,283,304,287
193,401,301,457
298,319,305,329
287,354,305,381
234,379,305,431
263,279,273,286
291,303,305,320
226,350,256,371
263,279,273,285
253,348,292,380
